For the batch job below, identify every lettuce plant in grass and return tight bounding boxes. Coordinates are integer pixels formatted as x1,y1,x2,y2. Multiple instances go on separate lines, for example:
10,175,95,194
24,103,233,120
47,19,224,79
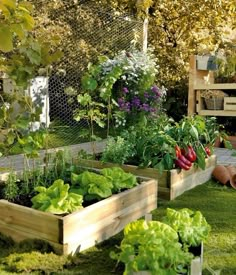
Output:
110,220,193,275
111,208,211,274
163,208,211,248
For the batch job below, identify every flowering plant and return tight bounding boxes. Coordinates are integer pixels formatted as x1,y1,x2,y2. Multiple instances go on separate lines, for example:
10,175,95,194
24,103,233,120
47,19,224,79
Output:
99,49,166,127
115,84,165,127
79,48,166,131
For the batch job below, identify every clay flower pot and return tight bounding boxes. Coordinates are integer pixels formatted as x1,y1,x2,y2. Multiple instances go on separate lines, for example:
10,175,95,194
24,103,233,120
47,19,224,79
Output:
212,165,231,185
226,166,236,189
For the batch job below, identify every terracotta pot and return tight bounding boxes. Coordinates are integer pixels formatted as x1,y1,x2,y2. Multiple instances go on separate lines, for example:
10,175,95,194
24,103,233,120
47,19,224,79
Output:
226,166,236,189
214,137,221,148
212,165,231,185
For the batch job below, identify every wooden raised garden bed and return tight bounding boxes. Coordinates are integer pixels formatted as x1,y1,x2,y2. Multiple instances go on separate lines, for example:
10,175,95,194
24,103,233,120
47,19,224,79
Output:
75,155,216,200
0,177,157,255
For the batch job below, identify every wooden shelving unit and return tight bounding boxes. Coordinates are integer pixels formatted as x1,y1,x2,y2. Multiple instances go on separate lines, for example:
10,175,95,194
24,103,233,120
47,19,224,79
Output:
188,55,236,116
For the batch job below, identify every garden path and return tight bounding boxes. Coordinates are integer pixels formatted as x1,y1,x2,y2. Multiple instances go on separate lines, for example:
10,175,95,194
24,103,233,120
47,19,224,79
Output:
214,148,236,166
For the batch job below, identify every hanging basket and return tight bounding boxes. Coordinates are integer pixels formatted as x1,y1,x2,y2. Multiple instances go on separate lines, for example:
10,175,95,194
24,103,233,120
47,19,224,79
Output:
204,97,224,110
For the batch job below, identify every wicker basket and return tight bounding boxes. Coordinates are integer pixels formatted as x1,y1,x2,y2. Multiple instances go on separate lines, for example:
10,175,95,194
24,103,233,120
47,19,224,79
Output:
204,97,224,110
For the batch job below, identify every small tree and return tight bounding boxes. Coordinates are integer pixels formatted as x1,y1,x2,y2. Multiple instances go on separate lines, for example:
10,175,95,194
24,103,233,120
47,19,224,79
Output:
0,0,62,158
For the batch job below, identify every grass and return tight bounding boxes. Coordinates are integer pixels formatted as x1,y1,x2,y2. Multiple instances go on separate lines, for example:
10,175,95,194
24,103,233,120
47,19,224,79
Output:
0,179,235,274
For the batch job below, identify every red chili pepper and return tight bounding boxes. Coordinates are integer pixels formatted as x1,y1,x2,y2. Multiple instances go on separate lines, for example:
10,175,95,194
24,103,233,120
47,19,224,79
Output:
175,158,191,170
179,155,192,167
205,147,211,156
183,146,197,162
175,145,182,158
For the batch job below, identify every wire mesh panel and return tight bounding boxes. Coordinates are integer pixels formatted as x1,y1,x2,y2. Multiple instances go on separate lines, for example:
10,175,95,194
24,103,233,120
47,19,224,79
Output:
30,0,144,149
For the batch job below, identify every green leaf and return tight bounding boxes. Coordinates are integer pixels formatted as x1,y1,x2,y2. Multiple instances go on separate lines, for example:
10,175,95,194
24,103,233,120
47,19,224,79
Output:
14,117,30,129
163,153,173,170
10,24,25,39
154,160,165,175
195,146,206,170
21,12,35,30
81,75,97,91
77,93,91,106
101,167,137,193
164,208,211,247
31,179,83,214
77,171,113,201
189,125,199,140
6,131,15,145
1,0,16,9
0,26,13,52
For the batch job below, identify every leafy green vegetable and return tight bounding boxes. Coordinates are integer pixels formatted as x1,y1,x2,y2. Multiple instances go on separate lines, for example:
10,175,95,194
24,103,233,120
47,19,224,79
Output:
110,220,193,275
163,208,211,247
70,171,113,201
71,168,138,201
31,179,83,215
100,167,137,193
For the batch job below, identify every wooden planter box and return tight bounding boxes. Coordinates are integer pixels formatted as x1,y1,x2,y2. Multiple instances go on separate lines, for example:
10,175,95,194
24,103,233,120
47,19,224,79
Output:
0,178,157,255
224,97,236,111
75,155,216,200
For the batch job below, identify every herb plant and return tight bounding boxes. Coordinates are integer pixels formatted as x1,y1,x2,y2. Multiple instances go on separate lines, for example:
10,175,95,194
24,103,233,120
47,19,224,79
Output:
3,172,18,201
101,136,135,165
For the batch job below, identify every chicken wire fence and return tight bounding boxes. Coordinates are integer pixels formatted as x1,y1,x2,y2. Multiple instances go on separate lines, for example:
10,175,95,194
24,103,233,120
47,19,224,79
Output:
34,0,144,149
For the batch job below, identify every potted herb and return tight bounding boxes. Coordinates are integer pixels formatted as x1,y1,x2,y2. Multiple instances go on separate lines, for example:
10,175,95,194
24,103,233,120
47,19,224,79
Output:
110,208,211,275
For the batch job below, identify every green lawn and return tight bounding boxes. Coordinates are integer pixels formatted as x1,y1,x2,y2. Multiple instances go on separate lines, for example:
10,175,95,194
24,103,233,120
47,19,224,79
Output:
0,179,235,274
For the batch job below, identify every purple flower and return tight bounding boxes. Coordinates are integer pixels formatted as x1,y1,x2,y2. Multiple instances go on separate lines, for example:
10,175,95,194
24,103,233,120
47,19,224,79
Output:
131,96,141,107
140,103,150,112
118,98,130,112
150,107,157,112
123,102,131,112
156,91,162,97
122,87,129,94
144,92,149,98
118,97,125,107
151,85,159,93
